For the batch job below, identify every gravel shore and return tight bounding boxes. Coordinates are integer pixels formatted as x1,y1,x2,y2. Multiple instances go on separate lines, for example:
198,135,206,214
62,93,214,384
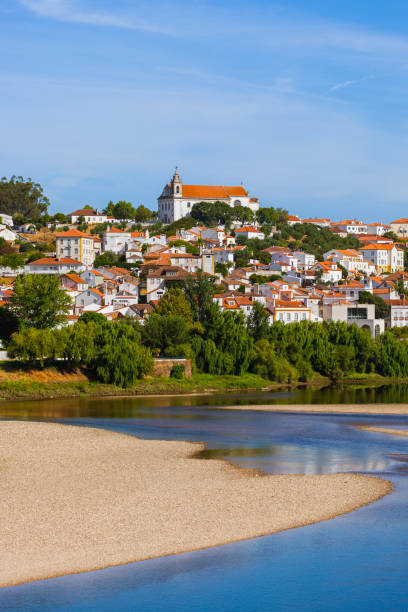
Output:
356,426,408,437
0,421,391,587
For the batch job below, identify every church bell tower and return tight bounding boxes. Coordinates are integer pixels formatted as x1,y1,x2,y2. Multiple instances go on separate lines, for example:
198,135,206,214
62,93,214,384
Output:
171,166,182,197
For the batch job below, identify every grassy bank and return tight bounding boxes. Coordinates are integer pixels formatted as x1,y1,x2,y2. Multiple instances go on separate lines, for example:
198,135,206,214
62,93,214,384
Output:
0,363,406,401
0,371,279,401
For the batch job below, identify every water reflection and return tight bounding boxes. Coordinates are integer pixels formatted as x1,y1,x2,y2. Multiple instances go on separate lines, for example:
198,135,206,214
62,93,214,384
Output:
2,382,408,419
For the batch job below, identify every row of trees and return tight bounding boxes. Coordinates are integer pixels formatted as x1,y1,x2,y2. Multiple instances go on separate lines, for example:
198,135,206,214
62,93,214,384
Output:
3,272,408,386
190,201,288,228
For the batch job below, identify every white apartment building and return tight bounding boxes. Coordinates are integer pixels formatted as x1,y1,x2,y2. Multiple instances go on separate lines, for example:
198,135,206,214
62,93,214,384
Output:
102,228,131,254
324,249,376,275
323,302,384,337
293,251,316,270
358,243,404,273
331,220,368,234
386,300,408,328
56,229,95,266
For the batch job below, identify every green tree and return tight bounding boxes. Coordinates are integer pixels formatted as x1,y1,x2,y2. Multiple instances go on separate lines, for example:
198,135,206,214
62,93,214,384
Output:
103,200,115,216
0,306,20,345
0,253,25,269
94,251,119,267
7,327,66,366
0,176,50,219
359,291,390,320
142,314,190,353
395,280,408,300
190,201,234,226
232,205,254,224
95,322,153,387
154,288,193,324
113,201,135,220
184,271,215,323
247,301,270,342
10,274,72,329
134,204,154,223
215,262,229,277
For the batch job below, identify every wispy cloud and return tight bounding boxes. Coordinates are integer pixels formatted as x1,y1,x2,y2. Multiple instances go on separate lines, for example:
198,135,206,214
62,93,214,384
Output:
19,0,408,62
328,77,368,93
20,0,170,34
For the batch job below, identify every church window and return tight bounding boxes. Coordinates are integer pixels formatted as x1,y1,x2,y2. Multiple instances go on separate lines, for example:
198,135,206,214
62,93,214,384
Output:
176,186,180,193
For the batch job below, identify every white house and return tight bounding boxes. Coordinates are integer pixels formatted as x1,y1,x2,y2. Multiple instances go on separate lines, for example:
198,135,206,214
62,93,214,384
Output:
301,218,331,227
311,261,342,283
235,226,265,240
0,213,13,226
213,247,235,265
70,208,107,224
331,220,368,234
158,168,259,223
0,226,17,242
102,228,131,254
293,251,316,270
386,299,408,328
25,257,85,275
323,302,384,337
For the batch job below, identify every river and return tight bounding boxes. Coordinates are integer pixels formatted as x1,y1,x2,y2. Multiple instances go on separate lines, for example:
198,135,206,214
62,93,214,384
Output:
1,385,408,611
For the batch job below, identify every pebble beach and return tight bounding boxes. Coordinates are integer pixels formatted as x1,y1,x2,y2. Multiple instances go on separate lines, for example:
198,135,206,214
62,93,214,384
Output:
0,421,391,587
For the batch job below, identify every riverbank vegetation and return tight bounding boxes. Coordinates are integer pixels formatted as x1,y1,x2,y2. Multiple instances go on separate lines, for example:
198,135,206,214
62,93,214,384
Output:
4,273,408,391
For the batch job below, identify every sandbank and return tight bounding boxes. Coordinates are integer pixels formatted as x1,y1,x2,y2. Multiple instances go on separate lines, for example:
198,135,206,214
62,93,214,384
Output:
356,426,408,438
0,421,391,587
215,403,408,415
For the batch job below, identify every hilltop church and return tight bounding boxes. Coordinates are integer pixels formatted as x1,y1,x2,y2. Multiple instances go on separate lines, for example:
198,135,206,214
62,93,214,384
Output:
158,168,259,223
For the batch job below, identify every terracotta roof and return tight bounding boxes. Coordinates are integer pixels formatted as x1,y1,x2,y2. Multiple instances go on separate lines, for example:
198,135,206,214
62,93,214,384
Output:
359,243,398,251
391,218,408,224
63,273,86,284
28,257,82,265
275,300,308,308
89,288,104,297
180,185,248,199
56,229,91,238
70,208,100,216
235,226,262,232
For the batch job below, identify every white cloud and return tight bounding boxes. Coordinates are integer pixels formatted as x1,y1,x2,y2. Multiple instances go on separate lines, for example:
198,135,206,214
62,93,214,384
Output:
328,77,367,93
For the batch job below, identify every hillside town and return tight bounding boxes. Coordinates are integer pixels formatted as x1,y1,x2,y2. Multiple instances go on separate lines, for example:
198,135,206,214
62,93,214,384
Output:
1,169,408,339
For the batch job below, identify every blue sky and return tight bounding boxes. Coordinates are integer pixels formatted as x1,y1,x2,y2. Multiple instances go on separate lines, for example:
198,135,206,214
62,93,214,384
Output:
1,1,408,220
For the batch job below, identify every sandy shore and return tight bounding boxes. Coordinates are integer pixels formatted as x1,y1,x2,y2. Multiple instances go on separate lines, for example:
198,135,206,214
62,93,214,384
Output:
356,426,408,438
216,403,408,415
0,421,391,588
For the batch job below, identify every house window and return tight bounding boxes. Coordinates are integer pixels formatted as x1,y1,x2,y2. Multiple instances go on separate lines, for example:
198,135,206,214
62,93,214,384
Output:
348,307,367,320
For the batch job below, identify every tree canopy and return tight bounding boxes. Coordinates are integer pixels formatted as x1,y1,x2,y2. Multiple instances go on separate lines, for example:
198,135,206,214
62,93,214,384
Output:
0,176,50,219
10,274,72,329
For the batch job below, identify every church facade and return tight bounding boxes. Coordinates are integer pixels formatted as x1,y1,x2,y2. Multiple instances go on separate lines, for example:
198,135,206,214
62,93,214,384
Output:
158,168,259,223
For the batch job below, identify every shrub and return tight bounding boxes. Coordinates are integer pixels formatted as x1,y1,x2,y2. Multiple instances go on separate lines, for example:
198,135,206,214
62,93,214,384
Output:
170,364,185,379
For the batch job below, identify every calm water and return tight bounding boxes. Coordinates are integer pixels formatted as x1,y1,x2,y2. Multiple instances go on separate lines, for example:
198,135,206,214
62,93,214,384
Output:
1,387,408,611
